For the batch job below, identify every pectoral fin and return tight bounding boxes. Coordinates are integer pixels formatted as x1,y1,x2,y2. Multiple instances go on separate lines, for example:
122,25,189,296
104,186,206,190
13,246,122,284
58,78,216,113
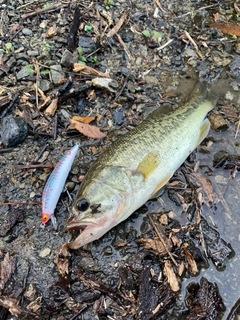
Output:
197,118,210,146
136,151,160,180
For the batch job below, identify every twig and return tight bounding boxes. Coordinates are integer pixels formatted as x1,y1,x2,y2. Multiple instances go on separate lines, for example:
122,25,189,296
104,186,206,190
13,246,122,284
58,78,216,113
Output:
69,304,88,320
35,144,48,161
158,39,174,51
107,9,130,38
115,33,133,60
148,214,178,266
22,3,65,19
67,6,81,51
235,117,240,138
113,74,129,103
53,114,58,140
153,0,167,13
174,4,218,19
0,93,19,119
183,30,203,58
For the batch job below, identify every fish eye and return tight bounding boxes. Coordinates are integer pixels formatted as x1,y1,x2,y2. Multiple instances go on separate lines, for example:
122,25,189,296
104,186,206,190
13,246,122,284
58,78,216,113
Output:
77,198,90,212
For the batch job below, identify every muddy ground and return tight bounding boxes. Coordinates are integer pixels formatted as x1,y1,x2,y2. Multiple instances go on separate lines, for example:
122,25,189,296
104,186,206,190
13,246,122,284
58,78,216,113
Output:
0,0,240,319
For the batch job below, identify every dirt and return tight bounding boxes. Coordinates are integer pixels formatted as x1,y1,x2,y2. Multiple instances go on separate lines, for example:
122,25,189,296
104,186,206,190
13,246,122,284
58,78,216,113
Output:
0,0,240,319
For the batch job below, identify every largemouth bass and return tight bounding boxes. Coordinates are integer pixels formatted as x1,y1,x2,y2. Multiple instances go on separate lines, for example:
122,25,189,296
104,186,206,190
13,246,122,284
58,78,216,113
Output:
66,87,217,249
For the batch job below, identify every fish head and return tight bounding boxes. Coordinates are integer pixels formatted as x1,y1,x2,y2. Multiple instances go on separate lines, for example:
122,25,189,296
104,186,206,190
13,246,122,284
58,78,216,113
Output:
65,165,137,249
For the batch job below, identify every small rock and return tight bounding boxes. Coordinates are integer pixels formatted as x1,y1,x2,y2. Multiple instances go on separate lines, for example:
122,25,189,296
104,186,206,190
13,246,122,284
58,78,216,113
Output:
61,49,74,67
22,28,32,36
38,79,51,92
61,109,70,119
39,247,51,257
50,65,65,84
65,181,75,191
27,50,39,57
113,108,124,125
6,56,16,68
91,77,118,93
229,57,240,78
78,36,98,54
1,116,28,147
16,65,34,79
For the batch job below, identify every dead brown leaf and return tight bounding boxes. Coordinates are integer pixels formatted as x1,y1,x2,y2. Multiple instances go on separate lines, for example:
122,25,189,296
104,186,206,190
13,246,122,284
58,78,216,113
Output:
46,26,57,38
73,63,109,77
9,23,20,33
137,237,172,257
44,98,58,116
210,22,240,36
35,85,51,110
70,119,107,139
164,261,180,292
182,244,198,275
196,173,214,203
0,252,16,291
55,243,71,276
71,115,95,124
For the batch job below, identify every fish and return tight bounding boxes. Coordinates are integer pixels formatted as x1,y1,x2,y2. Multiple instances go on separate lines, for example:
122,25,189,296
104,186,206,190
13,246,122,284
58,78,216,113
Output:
42,144,79,229
65,86,217,249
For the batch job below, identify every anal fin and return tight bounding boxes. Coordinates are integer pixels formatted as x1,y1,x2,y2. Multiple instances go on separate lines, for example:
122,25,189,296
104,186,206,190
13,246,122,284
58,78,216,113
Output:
197,118,210,146
150,172,173,199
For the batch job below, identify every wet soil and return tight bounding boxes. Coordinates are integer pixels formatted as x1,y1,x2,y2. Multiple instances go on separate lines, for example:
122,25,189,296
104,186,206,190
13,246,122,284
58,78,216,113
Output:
0,0,240,319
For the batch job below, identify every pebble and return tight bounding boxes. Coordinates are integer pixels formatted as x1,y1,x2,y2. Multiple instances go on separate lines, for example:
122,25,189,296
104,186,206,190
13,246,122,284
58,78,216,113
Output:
16,66,34,79
1,115,28,147
39,247,51,257
50,65,65,84
27,50,39,57
113,108,124,125
38,79,51,92
22,28,32,36
78,36,98,54
61,49,74,67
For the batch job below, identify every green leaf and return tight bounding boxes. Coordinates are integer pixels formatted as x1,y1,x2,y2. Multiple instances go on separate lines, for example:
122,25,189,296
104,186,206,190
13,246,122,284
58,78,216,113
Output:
77,47,83,56
84,25,92,31
41,69,50,75
5,43,12,50
151,31,162,39
142,30,151,37
24,65,35,75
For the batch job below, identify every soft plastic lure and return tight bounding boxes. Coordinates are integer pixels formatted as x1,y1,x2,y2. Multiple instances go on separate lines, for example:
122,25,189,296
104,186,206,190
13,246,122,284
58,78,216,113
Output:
42,144,79,229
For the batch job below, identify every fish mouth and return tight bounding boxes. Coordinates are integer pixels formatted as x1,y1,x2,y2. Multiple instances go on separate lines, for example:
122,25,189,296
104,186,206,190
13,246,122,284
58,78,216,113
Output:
65,215,99,231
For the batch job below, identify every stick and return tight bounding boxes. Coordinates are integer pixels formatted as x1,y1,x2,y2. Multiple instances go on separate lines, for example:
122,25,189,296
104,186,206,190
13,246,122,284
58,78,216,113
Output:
22,3,64,19
148,214,178,266
184,30,203,58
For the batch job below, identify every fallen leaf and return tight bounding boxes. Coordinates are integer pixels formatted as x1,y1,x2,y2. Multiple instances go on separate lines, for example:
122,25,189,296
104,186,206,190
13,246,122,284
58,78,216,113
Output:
196,173,214,203
44,98,58,116
73,63,109,77
182,244,198,275
71,119,107,139
46,26,57,38
9,23,20,33
71,115,95,124
164,260,180,292
55,243,71,276
0,252,16,290
138,238,172,257
210,22,240,36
